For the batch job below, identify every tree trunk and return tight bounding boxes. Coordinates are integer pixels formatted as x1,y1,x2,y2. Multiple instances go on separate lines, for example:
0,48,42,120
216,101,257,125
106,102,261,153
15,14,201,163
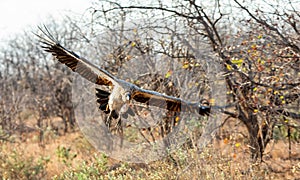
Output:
244,113,274,162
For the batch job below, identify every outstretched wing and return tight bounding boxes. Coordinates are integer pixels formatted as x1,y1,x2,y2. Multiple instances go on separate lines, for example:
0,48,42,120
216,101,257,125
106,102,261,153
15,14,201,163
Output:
36,26,115,86
132,88,210,116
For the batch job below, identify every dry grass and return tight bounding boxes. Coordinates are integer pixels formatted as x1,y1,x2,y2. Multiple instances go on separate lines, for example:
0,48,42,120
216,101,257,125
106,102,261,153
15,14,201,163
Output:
0,117,299,179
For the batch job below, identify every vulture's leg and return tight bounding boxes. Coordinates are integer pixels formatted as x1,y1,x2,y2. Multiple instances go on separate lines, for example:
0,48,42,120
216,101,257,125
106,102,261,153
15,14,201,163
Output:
105,109,118,129
105,112,112,128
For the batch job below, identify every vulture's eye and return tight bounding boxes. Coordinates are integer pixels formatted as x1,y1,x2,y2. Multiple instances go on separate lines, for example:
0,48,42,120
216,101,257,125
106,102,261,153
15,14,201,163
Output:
125,93,131,101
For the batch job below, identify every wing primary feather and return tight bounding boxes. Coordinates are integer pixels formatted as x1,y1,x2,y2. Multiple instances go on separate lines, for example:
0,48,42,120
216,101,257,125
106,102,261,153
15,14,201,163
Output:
95,88,110,114
36,26,115,86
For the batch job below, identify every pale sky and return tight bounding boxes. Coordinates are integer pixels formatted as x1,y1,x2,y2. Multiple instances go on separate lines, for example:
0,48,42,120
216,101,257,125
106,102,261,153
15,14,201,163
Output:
1,0,298,42
0,0,93,41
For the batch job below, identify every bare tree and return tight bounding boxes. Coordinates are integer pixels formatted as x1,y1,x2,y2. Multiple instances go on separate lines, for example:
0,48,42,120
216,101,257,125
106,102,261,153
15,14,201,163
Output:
91,0,300,162
0,17,92,141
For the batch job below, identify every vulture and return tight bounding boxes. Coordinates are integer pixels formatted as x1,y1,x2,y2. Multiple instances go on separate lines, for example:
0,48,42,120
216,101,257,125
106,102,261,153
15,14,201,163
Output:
36,27,211,132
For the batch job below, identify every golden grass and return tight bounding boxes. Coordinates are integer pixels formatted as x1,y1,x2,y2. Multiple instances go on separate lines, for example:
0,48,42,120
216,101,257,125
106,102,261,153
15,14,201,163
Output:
0,118,299,179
